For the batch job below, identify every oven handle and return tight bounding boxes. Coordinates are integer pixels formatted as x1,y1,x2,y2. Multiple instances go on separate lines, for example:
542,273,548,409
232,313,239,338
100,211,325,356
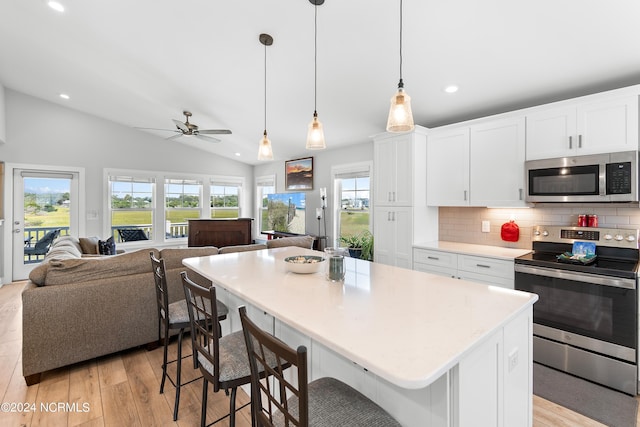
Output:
514,264,636,290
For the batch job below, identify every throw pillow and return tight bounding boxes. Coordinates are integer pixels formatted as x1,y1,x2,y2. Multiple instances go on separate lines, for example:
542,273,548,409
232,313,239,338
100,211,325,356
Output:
98,236,116,255
79,236,100,254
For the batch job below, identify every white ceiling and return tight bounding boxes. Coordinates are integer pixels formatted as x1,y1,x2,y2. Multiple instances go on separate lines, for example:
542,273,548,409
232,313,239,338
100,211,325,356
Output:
1,0,640,165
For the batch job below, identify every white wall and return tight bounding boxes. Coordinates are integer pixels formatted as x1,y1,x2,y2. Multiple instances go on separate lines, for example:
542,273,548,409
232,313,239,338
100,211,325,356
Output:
0,83,5,144
253,142,373,245
0,89,254,283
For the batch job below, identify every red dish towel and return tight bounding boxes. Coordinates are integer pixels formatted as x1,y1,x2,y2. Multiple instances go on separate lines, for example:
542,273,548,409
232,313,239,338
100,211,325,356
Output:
501,220,519,242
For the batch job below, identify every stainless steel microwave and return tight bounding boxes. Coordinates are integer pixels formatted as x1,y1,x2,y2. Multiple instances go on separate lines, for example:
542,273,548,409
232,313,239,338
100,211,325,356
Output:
525,151,638,203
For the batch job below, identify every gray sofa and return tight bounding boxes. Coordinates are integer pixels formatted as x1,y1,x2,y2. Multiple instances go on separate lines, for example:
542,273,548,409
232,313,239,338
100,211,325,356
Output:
22,236,219,385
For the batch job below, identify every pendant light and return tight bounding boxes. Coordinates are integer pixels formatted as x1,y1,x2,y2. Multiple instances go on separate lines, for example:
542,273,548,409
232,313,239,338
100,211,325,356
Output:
386,0,414,132
258,33,274,160
306,0,326,150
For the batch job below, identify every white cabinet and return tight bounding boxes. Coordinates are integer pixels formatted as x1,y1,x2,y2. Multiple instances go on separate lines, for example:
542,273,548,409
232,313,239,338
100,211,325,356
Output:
427,117,527,207
373,127,438,268
526,94,638,160
413,248,515,289
426,127,470,206
373,127,427,207
373,206,412,269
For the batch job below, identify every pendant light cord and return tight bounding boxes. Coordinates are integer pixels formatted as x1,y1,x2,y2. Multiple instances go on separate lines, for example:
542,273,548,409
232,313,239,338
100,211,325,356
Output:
264,41,267,132
399,0,403,82
313,2,318,114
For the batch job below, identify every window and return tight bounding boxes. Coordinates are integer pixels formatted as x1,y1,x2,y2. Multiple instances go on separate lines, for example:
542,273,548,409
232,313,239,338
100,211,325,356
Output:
211,180,242,218
109,175,155,240
165,178,202,239
256,175,275,237
331,163,371,247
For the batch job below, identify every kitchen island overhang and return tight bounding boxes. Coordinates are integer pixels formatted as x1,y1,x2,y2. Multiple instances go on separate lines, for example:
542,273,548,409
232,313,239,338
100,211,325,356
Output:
184,247,538,426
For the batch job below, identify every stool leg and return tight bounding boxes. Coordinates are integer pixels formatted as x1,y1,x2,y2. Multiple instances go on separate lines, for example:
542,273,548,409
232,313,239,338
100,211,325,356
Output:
173,328,184,421
229,386,237,427
201,378,209,427
159,322,168,394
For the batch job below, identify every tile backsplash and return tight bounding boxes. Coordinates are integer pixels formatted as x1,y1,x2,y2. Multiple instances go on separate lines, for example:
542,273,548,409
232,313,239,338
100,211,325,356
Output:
438,204,640,250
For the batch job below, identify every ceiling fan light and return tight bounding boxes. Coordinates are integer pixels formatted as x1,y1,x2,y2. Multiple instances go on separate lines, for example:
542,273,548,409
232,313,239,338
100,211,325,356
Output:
386,85,414,132
306,112,326,149
258,131,274,161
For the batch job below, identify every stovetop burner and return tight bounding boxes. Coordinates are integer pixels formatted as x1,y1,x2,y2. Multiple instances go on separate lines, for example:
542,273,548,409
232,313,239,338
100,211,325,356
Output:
515,225,640,279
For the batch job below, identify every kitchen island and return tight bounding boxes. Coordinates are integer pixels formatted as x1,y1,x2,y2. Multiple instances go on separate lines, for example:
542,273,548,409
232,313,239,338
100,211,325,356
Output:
183,246,538,427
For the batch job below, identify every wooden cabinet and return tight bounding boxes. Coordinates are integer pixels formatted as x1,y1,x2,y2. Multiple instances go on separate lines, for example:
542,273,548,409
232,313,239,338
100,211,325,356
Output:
526,94,638,160
413,248,515,288
427,116,527,207
187,218,252,247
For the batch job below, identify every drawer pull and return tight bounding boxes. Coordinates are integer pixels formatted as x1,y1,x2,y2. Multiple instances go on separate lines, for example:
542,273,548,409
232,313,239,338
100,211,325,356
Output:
476,264,491,268
427,256,439,260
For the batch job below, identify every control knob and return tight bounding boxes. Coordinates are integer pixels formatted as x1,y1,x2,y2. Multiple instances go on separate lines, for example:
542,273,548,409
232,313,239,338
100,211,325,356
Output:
533,230,540,236
626,235,636,242
542,230,549,237
615,234,624,241
604,234,613,240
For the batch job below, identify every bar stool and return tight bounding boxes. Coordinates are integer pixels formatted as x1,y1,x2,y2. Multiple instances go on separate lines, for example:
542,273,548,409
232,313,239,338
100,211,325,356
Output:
149,252,228,421
239,305,402,427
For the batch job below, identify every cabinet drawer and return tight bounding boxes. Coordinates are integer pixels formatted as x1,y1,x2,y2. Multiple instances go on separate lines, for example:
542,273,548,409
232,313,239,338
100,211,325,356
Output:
413,249,457,269
457,255,514,280
414,262,456,278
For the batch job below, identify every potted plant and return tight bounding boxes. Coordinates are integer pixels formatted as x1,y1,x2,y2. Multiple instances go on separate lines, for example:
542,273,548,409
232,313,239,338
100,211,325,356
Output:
339,230,374,261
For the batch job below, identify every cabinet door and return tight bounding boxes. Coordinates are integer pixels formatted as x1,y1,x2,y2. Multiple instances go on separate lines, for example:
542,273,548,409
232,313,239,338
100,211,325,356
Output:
393,136,414,206
577,95,639,155
374,139,396,205
470,117,526,207
427,127,470,206
525,106,576,160
373,207,412,267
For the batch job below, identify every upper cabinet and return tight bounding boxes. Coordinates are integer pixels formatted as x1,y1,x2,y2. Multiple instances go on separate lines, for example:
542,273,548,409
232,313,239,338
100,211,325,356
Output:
526,94,638,160
427,116,527,207
373,126,428,207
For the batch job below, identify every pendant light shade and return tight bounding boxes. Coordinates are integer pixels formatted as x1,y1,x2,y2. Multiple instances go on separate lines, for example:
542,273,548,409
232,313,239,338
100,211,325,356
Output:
258,33,274,161
386,0,415,133
306,0,326,150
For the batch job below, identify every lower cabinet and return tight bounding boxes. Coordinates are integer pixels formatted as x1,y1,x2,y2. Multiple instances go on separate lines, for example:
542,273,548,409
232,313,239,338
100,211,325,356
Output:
413,248,515,289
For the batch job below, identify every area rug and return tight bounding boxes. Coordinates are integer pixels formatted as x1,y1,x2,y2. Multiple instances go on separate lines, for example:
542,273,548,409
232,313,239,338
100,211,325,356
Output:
533,363,638,427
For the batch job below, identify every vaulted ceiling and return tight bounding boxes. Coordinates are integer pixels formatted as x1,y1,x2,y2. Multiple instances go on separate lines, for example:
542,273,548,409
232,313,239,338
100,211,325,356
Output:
1,0,639,164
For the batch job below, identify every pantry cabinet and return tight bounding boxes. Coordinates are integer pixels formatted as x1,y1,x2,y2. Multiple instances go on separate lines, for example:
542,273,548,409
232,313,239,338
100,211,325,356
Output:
427,116,526,207
526,94,638,160
372,127,438,268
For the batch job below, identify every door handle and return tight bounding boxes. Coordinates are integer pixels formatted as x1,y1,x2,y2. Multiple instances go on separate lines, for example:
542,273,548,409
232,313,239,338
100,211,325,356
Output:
578,134,583,148
14,229,22,233
569,135,573,149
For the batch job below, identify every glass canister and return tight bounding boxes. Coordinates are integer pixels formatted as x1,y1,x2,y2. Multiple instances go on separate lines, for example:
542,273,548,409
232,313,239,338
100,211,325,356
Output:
324,247,347,282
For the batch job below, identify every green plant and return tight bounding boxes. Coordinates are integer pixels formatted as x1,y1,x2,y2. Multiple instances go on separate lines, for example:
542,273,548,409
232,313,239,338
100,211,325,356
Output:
339,230,374,261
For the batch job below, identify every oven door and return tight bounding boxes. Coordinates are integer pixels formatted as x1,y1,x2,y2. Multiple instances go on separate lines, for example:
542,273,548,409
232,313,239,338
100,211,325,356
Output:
514,264,637,360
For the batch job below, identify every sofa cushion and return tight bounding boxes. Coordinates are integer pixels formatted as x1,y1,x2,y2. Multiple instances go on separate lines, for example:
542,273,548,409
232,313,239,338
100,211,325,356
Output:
98,236,117,255
160,247,219,270
28,263,50,286
44,249,158,286
79,237,100,254
46,242,82,260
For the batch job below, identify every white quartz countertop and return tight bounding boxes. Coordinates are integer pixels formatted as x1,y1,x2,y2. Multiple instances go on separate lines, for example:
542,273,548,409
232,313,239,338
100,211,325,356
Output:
183,247,537,390
414,241,531,260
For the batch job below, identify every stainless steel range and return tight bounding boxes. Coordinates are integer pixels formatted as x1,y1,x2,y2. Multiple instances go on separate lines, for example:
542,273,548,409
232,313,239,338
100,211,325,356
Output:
514,225,639,395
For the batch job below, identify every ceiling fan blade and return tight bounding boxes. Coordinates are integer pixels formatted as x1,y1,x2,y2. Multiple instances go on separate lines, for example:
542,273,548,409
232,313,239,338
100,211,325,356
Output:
195,134,221,143
134,127,180,133
172,119,189,133
198,129,232,135
166,134,183,140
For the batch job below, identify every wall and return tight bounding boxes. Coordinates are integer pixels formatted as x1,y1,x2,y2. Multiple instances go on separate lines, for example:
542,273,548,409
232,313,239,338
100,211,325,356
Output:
253,142,373,246
439,204,640,249
0,83,5,144
0,89,254,283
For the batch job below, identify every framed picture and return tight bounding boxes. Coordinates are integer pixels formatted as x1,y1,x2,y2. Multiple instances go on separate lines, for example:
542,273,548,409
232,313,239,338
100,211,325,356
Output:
285,157,314,191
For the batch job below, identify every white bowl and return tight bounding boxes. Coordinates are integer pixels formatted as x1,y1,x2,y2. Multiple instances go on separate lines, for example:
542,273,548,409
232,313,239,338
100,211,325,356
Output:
284,255,325,274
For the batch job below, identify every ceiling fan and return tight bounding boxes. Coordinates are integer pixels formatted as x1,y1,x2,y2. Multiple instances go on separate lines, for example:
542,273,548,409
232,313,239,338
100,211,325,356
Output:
137,111,232,143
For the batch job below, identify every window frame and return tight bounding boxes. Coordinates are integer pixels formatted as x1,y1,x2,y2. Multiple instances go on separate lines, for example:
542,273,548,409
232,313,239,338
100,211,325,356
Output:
330,162,372,248
255,174,276,240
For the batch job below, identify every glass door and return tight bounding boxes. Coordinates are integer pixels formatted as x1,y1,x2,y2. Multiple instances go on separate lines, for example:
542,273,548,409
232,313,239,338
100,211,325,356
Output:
12,169,79,280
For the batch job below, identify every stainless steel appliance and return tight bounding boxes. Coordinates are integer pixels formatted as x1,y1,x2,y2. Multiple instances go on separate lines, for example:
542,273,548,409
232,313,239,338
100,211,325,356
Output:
514,225,638,395
525,151,638,203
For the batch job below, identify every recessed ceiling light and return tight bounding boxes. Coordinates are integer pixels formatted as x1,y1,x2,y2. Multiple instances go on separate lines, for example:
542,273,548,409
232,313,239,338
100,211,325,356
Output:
234,152,241,157
59,93,70,100
444,85,459,94
47,1,65,12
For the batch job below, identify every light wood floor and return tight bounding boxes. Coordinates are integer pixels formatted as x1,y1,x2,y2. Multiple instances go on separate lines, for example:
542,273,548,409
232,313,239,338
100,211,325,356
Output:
0,281,637,427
